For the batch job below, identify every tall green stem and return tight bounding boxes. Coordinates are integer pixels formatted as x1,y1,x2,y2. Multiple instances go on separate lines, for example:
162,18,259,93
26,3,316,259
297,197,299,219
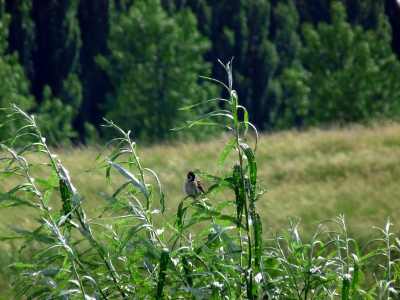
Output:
226,61,253,296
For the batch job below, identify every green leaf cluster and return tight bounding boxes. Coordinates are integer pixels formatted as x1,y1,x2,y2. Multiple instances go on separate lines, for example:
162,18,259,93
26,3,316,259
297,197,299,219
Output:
97,0,219,142
280,2,400,127
0,7,35,142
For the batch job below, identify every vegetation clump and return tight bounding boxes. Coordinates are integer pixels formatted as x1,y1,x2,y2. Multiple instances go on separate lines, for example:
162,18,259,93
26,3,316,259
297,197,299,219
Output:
0,61,399,299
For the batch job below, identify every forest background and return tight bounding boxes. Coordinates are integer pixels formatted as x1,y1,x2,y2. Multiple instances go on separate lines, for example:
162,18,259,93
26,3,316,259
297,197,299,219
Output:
1,0,400,145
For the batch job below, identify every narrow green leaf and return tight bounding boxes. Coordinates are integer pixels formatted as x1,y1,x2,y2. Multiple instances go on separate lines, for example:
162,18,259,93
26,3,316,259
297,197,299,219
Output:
59,178,72,231
171,110,233,131
186,111,233,127
102,118,128,137
144,168,165,214
179,287,212,299
187,121,223,127
282,229,291,247
342,276,350,300
253,212,262,268
106,157,149,198
27,289,50,300
112,181,131,198
179,98,229,110
181,256,193,287
199,75,230,92
108,148,131,162
0,191,39,209
240,143,257,186
232,93,238,127
8,183,39,197
0,118,24,129
247,268,253,300
119,224,151,250
13,284,33,300
243,121,259,154
9,263,36,268
176,201,187,234
33,177,56,189
238,105,249,138
217,139,236,171
193,169,223,184
233,164,245,227
94,138,125,162
43,171,59,205
7,225,55,244
156,248,170,299
58,162,79,205
212,282,220,300
211,222,241,261
211,201,235,212
9,125,36,146
106,164,111,186
351,254,360,289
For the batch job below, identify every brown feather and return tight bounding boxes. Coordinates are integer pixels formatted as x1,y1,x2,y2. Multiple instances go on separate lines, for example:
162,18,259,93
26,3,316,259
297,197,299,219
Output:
196,180,205,194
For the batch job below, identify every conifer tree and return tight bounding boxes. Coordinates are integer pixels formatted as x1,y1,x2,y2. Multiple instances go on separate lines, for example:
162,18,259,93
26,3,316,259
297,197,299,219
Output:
29,0,82,143
76,0,112,141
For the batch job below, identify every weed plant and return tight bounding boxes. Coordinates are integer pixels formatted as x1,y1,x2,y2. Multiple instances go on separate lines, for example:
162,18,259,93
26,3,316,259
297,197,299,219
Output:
0,60,399,299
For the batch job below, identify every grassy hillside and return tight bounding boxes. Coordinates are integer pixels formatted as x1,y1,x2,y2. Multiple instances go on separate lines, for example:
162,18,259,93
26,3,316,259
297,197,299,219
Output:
1,122,400,297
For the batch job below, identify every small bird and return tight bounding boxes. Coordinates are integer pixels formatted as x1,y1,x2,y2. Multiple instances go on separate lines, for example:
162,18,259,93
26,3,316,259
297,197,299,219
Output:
184,171,205,197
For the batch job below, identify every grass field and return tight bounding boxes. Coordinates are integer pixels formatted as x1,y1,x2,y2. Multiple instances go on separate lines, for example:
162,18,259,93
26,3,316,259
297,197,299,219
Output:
1,121,400,297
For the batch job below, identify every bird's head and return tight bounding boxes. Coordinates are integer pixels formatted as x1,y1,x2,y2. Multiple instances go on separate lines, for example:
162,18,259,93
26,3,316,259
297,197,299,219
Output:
187,171,196,181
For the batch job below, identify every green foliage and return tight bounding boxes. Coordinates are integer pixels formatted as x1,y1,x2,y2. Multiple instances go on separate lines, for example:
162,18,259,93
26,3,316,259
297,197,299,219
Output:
4,0,35,73
269,0,303,127
1,62,399,299
282,2,400,127
34,85,78,145
97,0,218,142
2,0,400,142
0,5,35,142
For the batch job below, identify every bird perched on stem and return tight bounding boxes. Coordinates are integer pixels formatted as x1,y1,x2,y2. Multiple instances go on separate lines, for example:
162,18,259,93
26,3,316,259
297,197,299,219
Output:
184,170,205,197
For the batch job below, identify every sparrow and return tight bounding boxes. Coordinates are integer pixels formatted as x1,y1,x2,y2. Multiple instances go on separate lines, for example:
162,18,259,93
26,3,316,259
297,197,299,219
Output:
184,171,205,197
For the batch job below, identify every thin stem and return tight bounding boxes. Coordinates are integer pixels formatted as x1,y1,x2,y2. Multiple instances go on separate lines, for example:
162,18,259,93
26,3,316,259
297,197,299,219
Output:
226,60,253,296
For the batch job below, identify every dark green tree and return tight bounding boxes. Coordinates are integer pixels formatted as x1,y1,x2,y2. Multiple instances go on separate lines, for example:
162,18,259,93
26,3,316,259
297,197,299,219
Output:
4,0,34,76
76,0,112,142
269,0,303,127
170,1,303,130
34,85,78,145
28,0,82,144
282,2,400,126
386,0,400,59
96,0,218,141
233,1,279,130
0,2,35,141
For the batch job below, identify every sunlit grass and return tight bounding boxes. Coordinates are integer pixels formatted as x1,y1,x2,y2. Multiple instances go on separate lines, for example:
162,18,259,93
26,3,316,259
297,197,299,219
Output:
1,122,399,240
1,121,399,297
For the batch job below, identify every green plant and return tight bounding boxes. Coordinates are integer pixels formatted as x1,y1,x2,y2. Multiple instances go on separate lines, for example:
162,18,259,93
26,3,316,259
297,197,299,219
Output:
0,61,399,299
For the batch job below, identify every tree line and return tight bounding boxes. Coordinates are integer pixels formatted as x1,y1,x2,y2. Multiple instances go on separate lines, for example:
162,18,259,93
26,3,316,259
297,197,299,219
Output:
1,0,400,145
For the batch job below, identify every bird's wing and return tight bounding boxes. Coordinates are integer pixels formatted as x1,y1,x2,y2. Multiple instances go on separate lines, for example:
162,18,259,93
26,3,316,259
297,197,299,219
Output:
196,180,205,193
